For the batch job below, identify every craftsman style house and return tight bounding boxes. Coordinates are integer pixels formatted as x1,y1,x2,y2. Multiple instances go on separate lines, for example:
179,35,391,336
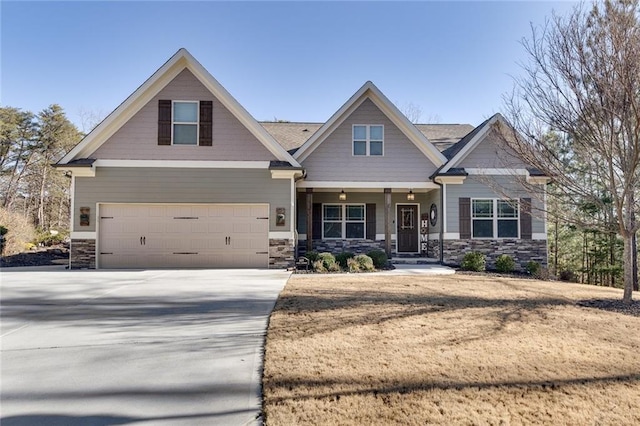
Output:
57,49,549,270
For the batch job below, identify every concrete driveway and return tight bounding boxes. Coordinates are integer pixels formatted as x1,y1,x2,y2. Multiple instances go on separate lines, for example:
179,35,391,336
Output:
1,268,290,425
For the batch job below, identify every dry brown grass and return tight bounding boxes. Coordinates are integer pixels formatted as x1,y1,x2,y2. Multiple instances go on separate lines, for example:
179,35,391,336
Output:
263,274,640,425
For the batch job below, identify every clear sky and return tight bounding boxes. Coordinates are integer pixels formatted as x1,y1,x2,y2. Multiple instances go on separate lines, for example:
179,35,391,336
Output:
2,1,576,130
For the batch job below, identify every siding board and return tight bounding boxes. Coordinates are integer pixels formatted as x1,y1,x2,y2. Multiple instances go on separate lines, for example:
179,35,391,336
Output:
302,99,439,181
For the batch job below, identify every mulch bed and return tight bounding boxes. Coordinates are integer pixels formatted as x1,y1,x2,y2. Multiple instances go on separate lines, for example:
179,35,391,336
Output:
0,244,69,268
577,299,640,317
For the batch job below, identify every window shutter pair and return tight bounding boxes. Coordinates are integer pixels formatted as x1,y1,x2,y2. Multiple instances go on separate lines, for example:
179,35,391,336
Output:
157,100,213,146
458,197,532,240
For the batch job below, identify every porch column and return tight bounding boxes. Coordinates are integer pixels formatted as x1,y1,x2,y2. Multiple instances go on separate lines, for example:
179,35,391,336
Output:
384,188,392,257
306,188,313,253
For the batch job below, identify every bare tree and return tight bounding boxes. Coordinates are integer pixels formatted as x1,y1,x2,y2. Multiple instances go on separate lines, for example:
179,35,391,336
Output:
503,0,640,302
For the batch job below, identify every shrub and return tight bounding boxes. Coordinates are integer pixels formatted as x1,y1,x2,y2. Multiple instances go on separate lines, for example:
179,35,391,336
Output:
355,254,375,272
33,230,67,247
318,252,341,272
526,261,541,276
312,260,326,273
495,254,516,273
335,252,355,269
367,250,388,269
304,251,320,263
559,269,576,282
0,207,36,255
347,257,361,273
461,251,486,272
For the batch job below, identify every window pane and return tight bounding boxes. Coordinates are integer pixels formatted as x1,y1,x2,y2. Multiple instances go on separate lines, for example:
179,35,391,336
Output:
174,102,197,122
353,140,366,155
346,205,364,220
498,200,518,218
472,200,493,218
324,222,342,238
498,220,518,238
323,205,342,220
370,141,383,156
174,124,197,145
472,219,493,238
353,126,366,140
370,125,383,140
346,223,364,239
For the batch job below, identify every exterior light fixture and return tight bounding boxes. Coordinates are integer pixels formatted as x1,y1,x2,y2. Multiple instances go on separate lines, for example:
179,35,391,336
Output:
407,190,415,201
339,190,347,201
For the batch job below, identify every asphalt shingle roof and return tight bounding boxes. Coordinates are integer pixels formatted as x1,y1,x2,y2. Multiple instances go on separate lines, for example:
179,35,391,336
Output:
260,121,475,155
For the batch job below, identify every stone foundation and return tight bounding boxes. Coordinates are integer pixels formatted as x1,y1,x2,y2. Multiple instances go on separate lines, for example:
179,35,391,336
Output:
298,239,387,257
442,239,548,271
70,239,96,269
269,239,295,269
426,239,440,259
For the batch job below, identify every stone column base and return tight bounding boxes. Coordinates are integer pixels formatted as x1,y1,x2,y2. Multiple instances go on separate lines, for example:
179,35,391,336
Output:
70,239,96,269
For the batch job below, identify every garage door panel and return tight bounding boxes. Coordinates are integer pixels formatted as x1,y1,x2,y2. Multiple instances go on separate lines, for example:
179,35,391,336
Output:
99,204,269,269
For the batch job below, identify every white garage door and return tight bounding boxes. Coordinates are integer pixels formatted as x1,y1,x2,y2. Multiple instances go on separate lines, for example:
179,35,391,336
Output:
98,204,269,269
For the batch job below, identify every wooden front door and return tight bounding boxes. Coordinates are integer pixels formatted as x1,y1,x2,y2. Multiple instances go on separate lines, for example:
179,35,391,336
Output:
397,204,419,253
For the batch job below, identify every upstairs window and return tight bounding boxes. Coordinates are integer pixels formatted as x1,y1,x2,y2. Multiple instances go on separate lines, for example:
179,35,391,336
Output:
173,101,199,145
472,199,519,238
353,125,384,156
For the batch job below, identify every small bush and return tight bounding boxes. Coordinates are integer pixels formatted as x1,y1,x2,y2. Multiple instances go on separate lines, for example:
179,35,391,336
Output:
495,254,516,273
312,259,326,273
33,230,67,247
347,257,361,273
367,250,388,269
304,251,320,263
355,254,375,272
335,252,355,269
461,251,486,272
559,269,576,282
318,252,341,272
0,207,36,255
526,260,541,276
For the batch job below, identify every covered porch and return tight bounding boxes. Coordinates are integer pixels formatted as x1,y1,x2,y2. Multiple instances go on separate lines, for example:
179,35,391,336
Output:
295,182,442,260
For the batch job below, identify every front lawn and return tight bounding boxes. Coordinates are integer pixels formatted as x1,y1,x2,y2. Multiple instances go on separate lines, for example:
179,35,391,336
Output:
263,274,640,425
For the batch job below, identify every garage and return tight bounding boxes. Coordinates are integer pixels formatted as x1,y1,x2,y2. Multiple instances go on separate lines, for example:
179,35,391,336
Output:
98,204,269,269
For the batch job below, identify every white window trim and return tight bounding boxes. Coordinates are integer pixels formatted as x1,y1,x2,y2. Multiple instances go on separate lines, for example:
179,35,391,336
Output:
322,203,366,240
471,198,520,239
172,100,199,145
352,124,384,156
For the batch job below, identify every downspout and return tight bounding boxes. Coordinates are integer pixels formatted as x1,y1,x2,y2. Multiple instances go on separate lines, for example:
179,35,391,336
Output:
435,179,444,264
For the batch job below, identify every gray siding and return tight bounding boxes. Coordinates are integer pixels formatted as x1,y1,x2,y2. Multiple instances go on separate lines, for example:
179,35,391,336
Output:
445,176,545,234
301,99,439,181
296,191,433,236
457,128,530,169
74,168,290,232
425,189,441,234
91,69,277,161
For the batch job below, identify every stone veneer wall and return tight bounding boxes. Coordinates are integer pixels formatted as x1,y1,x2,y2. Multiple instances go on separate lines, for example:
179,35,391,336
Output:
269,239,295,269
442,239,548,271
427,239,440,260
70,239,96,269
298,239,387,257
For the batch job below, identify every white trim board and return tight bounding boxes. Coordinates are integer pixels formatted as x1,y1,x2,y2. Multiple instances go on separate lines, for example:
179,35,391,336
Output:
94,160,271,169
297,181,439,189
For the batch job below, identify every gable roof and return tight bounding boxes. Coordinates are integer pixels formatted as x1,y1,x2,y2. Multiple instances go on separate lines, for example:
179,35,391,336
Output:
291,81,448,166
59,49,300,167
439,113,509,173
261,121,474,155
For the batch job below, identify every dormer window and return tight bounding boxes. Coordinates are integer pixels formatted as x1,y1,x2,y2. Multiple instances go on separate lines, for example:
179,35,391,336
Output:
173,101,198,145
353,125,383,156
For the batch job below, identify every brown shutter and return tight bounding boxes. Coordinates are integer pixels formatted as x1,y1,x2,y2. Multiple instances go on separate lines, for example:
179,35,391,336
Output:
520,198,532,239
312,203,322,240
366,204,376,240
199,101,213,146
459,198,471,239
158,100,172,146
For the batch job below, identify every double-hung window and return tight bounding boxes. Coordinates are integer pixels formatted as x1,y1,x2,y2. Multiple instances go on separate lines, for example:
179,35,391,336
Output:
472,199,519,238
353,125,383,156
323,204,365,239
173,101,199,145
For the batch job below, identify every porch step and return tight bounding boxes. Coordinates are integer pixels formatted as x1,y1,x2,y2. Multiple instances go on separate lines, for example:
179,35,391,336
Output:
391,257,439,265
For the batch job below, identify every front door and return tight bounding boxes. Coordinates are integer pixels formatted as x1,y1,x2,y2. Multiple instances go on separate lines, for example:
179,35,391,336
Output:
397,204,419,253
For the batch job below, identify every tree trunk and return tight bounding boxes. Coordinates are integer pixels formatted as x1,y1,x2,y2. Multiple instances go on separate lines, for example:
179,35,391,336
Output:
623,232,634,303
37,163,48,229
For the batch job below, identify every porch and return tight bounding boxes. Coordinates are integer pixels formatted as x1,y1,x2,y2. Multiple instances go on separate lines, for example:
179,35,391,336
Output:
295,183,442,260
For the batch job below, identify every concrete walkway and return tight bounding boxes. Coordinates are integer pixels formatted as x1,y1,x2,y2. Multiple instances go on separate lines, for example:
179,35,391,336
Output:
1,269,290,426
